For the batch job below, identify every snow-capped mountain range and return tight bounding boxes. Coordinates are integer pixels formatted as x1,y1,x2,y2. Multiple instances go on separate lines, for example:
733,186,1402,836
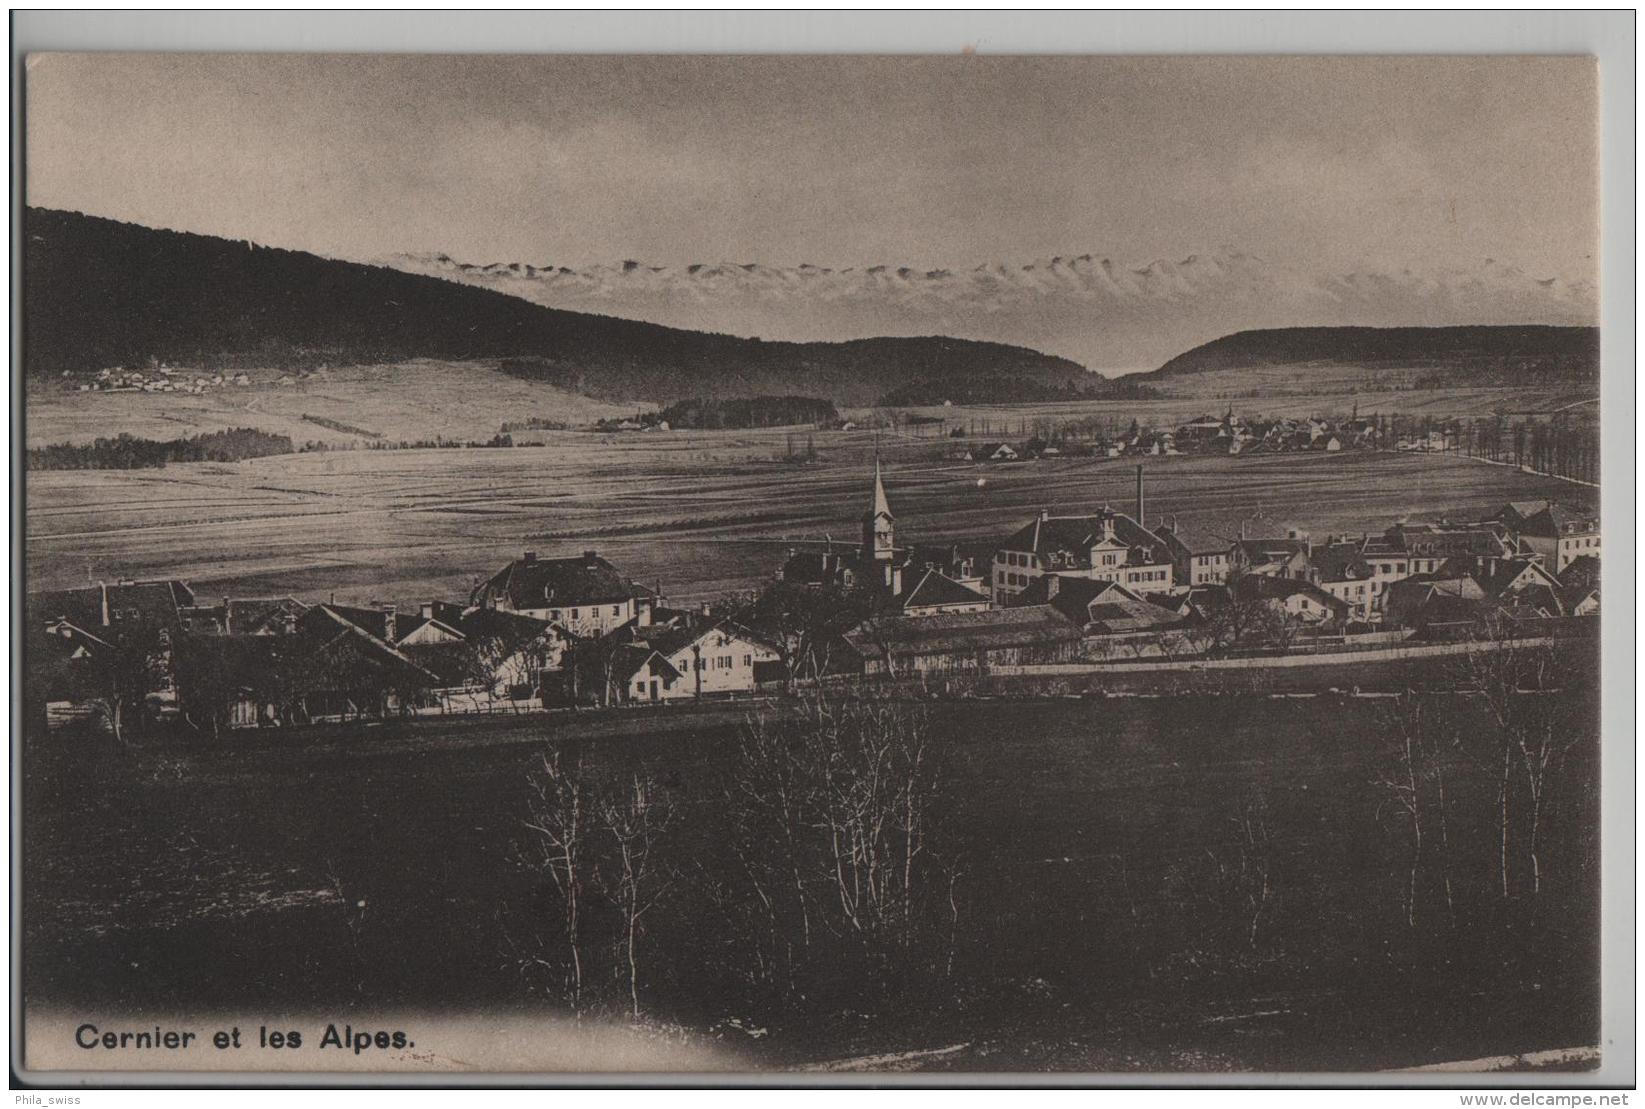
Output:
380,249,1597,373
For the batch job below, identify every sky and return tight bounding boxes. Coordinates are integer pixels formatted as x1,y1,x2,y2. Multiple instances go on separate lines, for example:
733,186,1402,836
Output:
26,53,1597,278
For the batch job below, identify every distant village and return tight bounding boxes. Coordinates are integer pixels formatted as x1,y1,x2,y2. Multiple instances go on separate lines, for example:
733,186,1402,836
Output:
28,455,1600,738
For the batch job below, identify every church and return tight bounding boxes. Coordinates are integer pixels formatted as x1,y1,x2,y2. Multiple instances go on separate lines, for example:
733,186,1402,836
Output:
777,461,988,607
778,460,909,594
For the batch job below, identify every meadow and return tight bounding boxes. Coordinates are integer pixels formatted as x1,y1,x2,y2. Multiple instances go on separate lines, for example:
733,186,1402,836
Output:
24,687,1599,1072
26,426,1596,610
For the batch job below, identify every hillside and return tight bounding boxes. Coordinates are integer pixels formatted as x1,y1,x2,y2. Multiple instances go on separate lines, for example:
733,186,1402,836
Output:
22,208,1093,406
1149,326,1599,386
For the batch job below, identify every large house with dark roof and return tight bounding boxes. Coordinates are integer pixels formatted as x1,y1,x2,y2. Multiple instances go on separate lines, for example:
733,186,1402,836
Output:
1504,501,1600,572
29,579,194,635
990,508,1174,605
471,549,657,636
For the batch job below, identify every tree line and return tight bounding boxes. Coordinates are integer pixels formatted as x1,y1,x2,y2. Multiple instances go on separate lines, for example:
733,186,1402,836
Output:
26,428,294,470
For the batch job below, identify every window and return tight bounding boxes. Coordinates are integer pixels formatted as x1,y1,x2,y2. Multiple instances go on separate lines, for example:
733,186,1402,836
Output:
571,608,579,620
743,654,752,667
612,605,621,615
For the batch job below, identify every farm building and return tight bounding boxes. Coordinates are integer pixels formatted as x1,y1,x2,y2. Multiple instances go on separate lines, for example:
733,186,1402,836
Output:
841,605,1081,677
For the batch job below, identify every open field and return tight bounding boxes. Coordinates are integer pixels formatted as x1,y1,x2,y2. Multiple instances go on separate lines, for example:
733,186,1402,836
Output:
24,690,1598,1071
26,430,1597,608
25,360,651,449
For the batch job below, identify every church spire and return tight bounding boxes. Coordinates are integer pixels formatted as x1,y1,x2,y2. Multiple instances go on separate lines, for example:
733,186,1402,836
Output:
862,456,895,563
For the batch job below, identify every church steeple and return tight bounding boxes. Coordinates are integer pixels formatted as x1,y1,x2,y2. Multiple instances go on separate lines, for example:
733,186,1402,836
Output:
862,457,895,562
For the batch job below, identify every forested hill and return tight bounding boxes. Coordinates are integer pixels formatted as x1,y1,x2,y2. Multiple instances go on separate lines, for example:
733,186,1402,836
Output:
23,208,1095,405
1148,326,1600,385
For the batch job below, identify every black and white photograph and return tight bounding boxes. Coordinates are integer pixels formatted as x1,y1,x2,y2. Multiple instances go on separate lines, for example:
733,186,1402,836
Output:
12,26,1628,1086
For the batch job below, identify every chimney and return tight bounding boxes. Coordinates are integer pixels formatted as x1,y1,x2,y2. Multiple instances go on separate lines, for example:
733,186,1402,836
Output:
1135,464,1145,526
420,601,434,620
1045,575,1061,599
583,550,597,563
1040,507,1050,522
381,603,397,643
523,550,537,564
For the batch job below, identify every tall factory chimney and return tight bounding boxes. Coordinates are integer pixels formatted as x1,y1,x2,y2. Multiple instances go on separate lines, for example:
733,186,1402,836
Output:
1134,464,1145,526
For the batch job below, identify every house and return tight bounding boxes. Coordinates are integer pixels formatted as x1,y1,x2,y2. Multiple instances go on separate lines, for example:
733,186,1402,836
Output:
1390,521,1515,566
30,579,195,634
1016,576,1186,637
409,606,576,708
906,542,989,594
1308,542,1378,622
965,442,1019,463
1383,575,1487,632
841,605,1081,676
1509,501,1600,573
471,549,657,636
1479,558,1565,611
1154,519,1232,586
1558,561,1600,616
178,596,308,636
26,620,120,732
605,615,782,702
174,607,441,728
1231,538,1311,580
1177,414,1225,442
1237,575,1352,628
891,567,991,617
991,501,1174,605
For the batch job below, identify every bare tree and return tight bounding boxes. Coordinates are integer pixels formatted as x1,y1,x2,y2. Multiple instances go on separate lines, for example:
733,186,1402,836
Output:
1373,692,1457,929
595,773,676,1019
1455,616,1582,906
520,744,592,1010
733,687,957,995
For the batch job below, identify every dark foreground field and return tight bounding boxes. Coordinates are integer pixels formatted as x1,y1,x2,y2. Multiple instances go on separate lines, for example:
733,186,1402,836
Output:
24,682,1599,1073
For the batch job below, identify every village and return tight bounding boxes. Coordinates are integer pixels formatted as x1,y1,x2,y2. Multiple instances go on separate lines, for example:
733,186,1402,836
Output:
26,458,1600,739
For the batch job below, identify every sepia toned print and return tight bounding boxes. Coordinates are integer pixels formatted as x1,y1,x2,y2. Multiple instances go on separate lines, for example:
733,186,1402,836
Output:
20,53,1600,1075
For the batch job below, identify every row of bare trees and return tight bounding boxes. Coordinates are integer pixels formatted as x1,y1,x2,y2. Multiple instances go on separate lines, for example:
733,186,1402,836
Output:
1373,629,1589,940
511,686,958,1022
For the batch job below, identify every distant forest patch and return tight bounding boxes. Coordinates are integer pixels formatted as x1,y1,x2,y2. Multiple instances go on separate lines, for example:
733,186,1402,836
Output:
655,396,840,429
26,428,294,470
878,374,1157,406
